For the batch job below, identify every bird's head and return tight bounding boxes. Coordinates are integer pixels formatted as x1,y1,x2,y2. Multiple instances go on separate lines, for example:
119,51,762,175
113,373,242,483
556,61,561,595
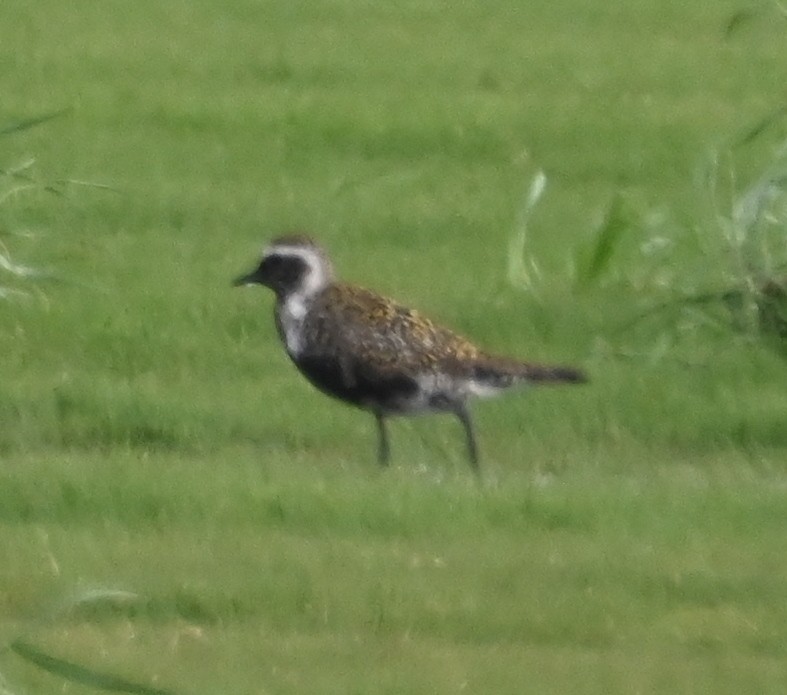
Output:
233,234,334,301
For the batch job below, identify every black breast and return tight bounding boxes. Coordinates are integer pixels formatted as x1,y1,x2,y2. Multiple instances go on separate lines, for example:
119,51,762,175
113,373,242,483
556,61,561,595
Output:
293,354,419,412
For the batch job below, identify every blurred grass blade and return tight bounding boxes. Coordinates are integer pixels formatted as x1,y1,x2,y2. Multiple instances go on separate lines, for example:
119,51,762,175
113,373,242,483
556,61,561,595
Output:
732,171,787,237
0,286,31,300
734,102,787,146
55,178,124,194
725,0,787,37
0,108,71,137
0,251,41,278
507,170,547,291
0,669,22,695
10,641,175,695
67,587,139,609
524,169,547,210
0,184,41,205
577,194,628,287
52,586,139,621
0,157,37,179
724,8,758,37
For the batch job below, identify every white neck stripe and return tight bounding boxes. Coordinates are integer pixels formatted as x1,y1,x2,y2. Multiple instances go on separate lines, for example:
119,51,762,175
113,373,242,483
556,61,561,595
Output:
263,244,319,259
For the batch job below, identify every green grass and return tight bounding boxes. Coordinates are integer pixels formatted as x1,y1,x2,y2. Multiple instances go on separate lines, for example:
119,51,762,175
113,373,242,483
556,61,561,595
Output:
2,0,787,693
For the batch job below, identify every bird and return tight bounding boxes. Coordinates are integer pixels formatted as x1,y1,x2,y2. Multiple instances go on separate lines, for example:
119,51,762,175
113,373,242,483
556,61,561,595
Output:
233,234,586,473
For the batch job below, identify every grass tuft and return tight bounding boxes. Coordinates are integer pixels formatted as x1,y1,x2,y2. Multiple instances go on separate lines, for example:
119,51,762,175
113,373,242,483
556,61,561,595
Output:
10,640,174,695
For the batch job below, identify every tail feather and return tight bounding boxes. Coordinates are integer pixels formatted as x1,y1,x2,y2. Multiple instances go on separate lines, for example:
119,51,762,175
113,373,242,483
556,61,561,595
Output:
471,355,587,388
518,362,587,384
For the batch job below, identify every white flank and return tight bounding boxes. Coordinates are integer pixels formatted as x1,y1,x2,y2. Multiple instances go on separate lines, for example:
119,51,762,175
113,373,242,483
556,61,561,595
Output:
465,379,505,399
410,374,506,412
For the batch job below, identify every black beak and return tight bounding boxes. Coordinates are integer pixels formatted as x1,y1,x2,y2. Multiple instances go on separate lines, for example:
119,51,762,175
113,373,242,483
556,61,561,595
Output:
232,270,258,287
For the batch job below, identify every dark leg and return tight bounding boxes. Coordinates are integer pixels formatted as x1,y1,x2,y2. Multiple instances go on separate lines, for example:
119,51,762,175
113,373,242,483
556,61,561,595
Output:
374,411,391,467
455,405,480,475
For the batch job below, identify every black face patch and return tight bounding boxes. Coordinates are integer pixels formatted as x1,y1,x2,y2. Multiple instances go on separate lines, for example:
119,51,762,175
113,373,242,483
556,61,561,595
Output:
257,253,310,296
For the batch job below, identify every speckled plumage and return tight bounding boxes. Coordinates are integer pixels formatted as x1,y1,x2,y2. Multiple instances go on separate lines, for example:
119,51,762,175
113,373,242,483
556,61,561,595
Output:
234,235,586,472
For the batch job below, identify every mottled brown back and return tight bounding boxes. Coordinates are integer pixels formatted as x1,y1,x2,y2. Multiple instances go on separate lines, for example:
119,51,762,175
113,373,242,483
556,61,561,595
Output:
297,283,586,386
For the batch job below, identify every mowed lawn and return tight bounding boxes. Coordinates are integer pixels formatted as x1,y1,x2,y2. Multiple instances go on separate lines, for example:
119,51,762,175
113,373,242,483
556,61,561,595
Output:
2,1,787,693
